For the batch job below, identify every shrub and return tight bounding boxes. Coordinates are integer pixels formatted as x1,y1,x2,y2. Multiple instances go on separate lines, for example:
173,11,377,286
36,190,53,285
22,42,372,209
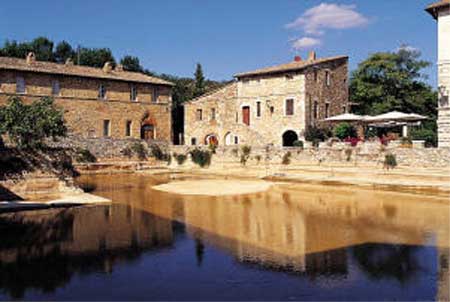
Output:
149,144,171,162
254,155,262,164
344,148,352,162
174,153,187,165
333,122,357,140
411,128,437,147
0,96,67,149
121,146,133,158
304,126,330,143
293,140,304,148
190,148,211,167
282,151,291,165
75,148,97,163
240,145,251,166
384,154,397,170
131,142,148,160
208,143,217,154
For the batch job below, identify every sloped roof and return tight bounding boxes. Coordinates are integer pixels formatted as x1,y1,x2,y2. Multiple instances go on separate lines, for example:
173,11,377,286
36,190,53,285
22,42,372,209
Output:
234,55,348,78
426,0,450,19
185,82,238,104
0,56,173,86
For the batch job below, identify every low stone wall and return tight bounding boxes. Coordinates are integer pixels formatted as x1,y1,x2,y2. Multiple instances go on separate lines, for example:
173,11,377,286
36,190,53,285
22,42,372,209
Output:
170,142,450,169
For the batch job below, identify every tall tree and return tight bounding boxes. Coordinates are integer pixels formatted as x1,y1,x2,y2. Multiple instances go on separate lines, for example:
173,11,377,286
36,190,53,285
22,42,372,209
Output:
30,37,54,61
120,55,143,72
54,41,75,63
193,63,206,98
77,47,115,68
350,47,436,117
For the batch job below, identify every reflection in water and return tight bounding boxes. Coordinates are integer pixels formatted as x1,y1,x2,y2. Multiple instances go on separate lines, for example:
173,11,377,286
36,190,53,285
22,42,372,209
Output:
0,173,448,301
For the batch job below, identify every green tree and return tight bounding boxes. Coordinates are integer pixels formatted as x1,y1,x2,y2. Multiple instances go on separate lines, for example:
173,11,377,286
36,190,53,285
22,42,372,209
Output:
54,41,75,63
77,47,115,68
120,55,143,72
193,63,206,98
30,37,54,61
333,122,357,139
0,96,67,149
350,47,437,117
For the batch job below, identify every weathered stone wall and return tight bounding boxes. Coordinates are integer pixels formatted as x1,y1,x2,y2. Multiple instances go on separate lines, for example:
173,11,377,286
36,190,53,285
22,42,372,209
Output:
170,142,450,169
304,58,349,127
184,57,349,148
437,8,450,148
0,70,172,141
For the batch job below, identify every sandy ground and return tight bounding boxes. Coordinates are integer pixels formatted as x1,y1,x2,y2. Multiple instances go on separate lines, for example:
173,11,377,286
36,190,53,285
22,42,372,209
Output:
153,179,273,196
0,193,110,213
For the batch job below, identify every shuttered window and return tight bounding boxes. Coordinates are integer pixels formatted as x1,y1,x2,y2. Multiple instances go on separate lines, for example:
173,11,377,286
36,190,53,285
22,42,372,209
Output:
285,99,294,116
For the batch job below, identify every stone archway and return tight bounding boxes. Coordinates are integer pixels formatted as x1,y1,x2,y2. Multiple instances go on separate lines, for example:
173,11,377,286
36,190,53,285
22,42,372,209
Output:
282,130,298,147
205,134,219,146
141,114,157,141
224,132,233,146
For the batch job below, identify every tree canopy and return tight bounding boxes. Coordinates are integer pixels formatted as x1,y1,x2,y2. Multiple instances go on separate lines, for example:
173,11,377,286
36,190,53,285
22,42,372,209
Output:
350,47,437,118
0,96,67,149
120,55,143,72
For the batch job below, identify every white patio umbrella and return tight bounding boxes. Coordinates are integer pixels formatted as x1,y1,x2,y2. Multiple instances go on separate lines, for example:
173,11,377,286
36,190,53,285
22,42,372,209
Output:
323,113,366,122
363,111,427,122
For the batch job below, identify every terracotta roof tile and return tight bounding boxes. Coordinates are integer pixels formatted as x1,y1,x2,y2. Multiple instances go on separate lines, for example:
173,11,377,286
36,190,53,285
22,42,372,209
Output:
0,56,174,86
234,55,348,78
426,0,450,18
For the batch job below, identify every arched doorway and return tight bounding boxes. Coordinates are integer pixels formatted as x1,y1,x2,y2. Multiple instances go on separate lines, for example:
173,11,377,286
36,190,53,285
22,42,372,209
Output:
205,134,218,146
224,132,233,146
282,130,298,147
141,124,155,141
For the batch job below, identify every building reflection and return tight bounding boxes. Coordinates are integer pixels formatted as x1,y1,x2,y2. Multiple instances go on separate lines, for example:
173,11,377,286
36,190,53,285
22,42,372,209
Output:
0,204,174,299
77,174,450,293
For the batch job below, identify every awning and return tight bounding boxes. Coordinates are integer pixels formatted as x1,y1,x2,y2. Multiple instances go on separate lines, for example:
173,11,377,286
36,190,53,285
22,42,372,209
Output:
364,111,427,122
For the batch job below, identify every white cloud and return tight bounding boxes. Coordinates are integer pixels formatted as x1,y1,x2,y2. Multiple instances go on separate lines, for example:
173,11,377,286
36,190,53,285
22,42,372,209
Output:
291,37,322,50
286,3,369,35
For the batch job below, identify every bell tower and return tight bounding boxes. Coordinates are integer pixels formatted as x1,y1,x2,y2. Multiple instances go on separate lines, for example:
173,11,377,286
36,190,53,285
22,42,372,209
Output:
427,0,450,148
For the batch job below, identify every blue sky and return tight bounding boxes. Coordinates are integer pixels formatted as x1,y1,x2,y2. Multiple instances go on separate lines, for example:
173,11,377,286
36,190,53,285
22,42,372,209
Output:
0,0,439,86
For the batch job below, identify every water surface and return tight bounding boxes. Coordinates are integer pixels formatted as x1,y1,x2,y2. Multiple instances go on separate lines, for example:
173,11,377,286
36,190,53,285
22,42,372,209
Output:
0,173,449,301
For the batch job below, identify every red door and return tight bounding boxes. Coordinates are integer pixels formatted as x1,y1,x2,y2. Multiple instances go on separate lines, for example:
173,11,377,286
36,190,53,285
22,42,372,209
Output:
242,106,250,126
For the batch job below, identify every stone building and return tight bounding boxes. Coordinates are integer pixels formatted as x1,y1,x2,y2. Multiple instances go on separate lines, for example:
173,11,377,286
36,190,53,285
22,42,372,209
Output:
427,0,450,148
184,52,348,147
0,53,173,142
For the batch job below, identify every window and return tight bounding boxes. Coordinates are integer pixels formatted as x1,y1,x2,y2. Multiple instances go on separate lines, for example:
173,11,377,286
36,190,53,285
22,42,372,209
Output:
52,80,60,96
242,106,250,126
256,101,261,117
130,84,138,101
196,109,203,121
191,137,197,145
285,74,294,80
234,136,239,144
270,106,274,114
325,103,330,118
235,112,238,123
152,87,158,103
16,76,25,93
314,70,318,82
98,84,106,100
211,108,216,120
125,120,132,137
342,105,347,114
103,120,110,137
313,101,319,119
325,71,331,86
285,99,294,116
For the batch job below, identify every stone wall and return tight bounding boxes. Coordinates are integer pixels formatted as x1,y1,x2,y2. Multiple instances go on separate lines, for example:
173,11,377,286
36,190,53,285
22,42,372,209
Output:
170,142,450,169
0,70,172,141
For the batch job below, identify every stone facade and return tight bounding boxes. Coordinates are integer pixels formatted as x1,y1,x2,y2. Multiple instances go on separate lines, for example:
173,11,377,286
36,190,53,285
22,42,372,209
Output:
427,1,450,148
0,54,173,142
184,54,348,147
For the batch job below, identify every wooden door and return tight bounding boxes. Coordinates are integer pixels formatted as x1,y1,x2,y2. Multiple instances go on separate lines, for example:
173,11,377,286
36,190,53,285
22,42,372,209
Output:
242,106,250,126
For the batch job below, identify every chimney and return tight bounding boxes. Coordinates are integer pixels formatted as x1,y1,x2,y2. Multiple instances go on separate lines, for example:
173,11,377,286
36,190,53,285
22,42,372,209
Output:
65,58,74,65
294,55,302,62
26,52,36,64
308,51,317,61
103,61,113,73
116,64,124,72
